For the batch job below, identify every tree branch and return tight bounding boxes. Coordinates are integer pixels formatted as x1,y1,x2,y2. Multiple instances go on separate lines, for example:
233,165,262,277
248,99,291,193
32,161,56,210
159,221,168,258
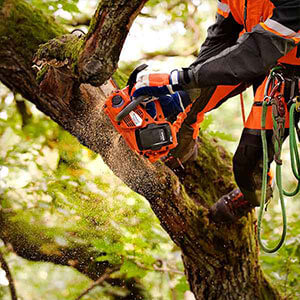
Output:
75,267,119,300
0,249,17,300
135,259,184,275
77,0,148,86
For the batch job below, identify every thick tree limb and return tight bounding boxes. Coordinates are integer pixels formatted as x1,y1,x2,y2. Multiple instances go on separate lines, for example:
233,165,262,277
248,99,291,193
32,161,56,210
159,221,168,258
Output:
78,0,148,86
33,0,148,87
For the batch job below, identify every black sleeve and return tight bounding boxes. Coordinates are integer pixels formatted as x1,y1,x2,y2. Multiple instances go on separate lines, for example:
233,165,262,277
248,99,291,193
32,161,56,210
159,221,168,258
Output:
271,0,300,32
193,12,243,65
180,0,300,89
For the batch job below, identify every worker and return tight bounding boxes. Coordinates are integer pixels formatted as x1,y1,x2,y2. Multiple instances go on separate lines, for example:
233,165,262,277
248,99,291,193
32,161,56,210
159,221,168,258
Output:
131,0,300,223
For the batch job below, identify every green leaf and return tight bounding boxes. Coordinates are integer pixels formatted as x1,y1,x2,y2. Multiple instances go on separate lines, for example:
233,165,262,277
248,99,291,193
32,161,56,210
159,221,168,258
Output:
175,276,189,293
119,260,147,278
93,240,124,254
209,131,236,142
29,0,80,15
96,254,122,265
139,254,156,266
200,115,213,132
62,3,79,13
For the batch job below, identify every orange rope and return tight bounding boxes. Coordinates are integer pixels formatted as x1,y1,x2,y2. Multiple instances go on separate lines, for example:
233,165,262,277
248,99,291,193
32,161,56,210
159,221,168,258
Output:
240,93,246,126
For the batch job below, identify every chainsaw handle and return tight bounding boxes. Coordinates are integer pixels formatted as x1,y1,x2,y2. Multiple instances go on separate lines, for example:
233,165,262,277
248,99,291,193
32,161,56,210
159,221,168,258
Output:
116,96,149,122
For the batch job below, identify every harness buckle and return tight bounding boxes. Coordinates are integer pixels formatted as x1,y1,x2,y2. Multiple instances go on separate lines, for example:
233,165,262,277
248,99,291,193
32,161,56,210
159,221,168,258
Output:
295,96,300,113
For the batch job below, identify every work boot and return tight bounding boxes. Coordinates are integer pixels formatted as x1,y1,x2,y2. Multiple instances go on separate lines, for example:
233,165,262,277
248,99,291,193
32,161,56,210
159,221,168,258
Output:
209,188,255,223
164,122,198,169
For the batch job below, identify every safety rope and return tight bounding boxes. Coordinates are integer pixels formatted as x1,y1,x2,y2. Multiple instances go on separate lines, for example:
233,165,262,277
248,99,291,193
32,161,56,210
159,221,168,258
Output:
240,93,246,126
258,67,300,253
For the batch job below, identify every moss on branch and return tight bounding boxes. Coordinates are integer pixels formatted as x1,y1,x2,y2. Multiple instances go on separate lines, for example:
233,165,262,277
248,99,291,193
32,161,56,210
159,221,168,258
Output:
34,34,85,82
0,0,64,63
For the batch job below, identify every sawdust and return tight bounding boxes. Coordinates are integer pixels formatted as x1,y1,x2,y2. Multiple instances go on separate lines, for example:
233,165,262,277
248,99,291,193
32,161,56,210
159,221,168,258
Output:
77,80,164,201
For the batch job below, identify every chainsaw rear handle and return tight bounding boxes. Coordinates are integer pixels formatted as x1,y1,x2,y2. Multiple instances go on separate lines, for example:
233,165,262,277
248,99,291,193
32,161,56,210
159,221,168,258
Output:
116,95,150,122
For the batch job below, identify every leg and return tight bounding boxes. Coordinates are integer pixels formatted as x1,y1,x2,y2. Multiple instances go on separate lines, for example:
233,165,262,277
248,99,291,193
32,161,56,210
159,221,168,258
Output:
209,128,275,223
233,128,275,207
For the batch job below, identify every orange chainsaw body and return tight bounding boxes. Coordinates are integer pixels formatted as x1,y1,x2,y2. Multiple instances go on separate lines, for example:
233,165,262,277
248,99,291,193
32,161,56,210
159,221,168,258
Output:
103,86,178,163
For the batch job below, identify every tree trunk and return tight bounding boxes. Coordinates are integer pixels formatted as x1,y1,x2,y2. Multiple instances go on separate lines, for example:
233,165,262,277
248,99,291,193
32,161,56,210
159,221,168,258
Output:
0,1,281,299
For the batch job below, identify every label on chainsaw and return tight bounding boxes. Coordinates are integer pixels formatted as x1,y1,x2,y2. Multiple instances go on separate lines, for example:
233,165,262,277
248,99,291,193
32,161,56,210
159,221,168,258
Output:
159,129,165,141
129,111,143,127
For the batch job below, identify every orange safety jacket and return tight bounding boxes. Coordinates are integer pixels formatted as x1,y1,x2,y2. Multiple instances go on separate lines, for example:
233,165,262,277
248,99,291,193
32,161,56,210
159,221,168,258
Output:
179,0,300,88
177,0,300,134
219,0,300,65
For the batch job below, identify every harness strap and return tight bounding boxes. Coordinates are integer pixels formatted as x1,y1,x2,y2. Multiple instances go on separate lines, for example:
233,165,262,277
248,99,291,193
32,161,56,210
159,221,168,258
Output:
240,93,246,126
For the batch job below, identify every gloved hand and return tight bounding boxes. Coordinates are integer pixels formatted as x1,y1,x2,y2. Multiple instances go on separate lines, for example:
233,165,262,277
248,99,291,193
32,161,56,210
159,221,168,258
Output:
145,90,192,119
131,70,182,99
129,69,191,119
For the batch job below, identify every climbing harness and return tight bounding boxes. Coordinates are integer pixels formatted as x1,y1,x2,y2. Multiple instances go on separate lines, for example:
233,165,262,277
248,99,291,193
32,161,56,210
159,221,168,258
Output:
258,66,300,253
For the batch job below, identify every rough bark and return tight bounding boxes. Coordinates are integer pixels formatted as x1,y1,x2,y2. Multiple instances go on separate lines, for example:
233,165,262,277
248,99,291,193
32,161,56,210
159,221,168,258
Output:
0,0,282,299
78,0,148,86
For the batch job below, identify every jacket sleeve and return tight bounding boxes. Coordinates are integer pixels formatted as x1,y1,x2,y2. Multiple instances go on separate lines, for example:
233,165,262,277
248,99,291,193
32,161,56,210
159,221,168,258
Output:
180,0,300,89
192,2,243,65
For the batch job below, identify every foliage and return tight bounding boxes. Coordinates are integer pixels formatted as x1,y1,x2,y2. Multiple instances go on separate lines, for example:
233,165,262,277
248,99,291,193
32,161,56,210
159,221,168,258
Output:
1,253,93,300
201,115,236,142
27,0,80,15
259,208,300,299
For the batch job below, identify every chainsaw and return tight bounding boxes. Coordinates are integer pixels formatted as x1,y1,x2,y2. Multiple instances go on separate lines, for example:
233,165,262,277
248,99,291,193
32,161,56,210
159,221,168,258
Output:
103,64,179,163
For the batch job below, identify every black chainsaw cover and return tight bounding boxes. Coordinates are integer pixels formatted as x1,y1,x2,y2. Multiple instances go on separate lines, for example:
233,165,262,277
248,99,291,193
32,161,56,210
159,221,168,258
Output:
135,123,173,151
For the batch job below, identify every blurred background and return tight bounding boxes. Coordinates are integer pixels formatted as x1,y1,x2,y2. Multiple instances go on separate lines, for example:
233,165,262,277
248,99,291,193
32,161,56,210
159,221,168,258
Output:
0,0,299,299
